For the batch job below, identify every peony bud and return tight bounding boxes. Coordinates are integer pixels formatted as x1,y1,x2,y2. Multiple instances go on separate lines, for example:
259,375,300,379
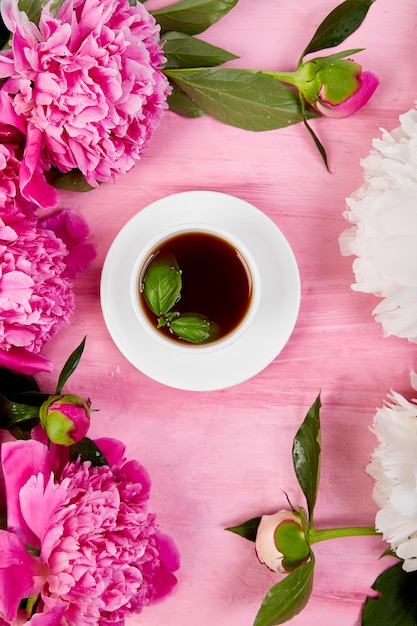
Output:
255,510,310,573
296,56,379,119
39,394,91,445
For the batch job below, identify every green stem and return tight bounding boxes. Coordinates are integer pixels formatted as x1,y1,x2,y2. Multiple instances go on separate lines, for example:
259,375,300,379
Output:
260,70,299,87
309,526,380,544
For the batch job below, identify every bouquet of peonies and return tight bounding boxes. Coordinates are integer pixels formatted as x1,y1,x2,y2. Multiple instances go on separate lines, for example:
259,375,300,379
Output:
0,339,179,625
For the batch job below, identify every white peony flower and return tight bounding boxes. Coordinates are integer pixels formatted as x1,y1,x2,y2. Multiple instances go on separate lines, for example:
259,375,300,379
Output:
339,105,417,342
367,372,417,571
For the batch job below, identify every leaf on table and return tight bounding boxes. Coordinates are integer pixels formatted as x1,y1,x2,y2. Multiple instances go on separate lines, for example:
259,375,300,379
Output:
301,0,375,60
167,86,207,117
162,31,238,69
253,557,315,626
292,394,321,523
226,516,262,542
361,561,417,626
165,68,318,131
151,0,239,36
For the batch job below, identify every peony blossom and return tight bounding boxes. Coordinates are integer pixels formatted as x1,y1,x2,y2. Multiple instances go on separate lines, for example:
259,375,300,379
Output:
0,0,171,200
367,373,417,572
0,437,179,624
255,510,310,574
0,137,95,374
39,393,91,445
339,105,417,342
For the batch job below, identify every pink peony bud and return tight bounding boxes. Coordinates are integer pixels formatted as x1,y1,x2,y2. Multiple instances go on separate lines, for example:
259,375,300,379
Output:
255,510,310,573
39,393,90,445
298,56,379,119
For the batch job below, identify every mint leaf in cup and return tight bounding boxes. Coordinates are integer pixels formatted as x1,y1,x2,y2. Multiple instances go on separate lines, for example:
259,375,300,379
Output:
170,313,221,343
142,253,182,316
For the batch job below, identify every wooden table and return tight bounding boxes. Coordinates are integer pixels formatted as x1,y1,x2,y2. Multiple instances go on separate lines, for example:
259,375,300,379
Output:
34,0,417,623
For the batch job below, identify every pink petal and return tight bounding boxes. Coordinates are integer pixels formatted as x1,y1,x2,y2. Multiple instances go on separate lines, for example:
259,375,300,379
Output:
39,210,96,278
1,440,54,547
20,125,58,209
0,346,52,375
0,529,42,622
19,471,69,560
94,437,126,466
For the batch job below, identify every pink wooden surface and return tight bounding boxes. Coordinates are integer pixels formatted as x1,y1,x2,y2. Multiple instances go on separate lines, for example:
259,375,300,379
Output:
33,0,416,624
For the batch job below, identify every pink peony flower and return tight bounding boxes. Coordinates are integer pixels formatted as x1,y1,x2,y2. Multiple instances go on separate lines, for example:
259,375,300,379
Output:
0,0,170,199
0,216,75,372
39,210,96,279
0,139,96,374
0,437,179,625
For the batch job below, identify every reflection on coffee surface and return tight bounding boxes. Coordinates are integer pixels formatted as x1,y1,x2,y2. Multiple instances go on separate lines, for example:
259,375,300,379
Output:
139,231,253,344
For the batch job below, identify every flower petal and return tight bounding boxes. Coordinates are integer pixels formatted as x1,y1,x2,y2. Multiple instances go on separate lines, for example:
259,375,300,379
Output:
0,529,42,622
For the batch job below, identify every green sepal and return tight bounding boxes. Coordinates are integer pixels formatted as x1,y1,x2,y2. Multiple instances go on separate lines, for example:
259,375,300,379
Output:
167,86,207,118
275,520,310,571
301,0,375,62
55,337,86,395
225,516,261,542
165,68,318,131
151,0,239,36
69,437,109,467
361,561,417,626
253,555,315,626
292,394,321,524
162,31,238,69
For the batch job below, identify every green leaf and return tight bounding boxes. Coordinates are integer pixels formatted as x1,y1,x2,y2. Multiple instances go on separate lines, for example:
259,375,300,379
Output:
162,31,238,69
292,394,321,523
167,85,207,117
55,337,86,395
165,68,318,131
69,437,109,467
301,0,375,60
50,169,94,193
254,556,315,626
362,562,417,626
143,253,182,316
0,367,40,396
303,116,329,171
0,394,40,429
151,0,239,35
170,313,221,343
226,516,261,542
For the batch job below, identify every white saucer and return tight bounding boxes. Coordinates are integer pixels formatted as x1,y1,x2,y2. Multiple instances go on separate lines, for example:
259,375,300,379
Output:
100,191,300,391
